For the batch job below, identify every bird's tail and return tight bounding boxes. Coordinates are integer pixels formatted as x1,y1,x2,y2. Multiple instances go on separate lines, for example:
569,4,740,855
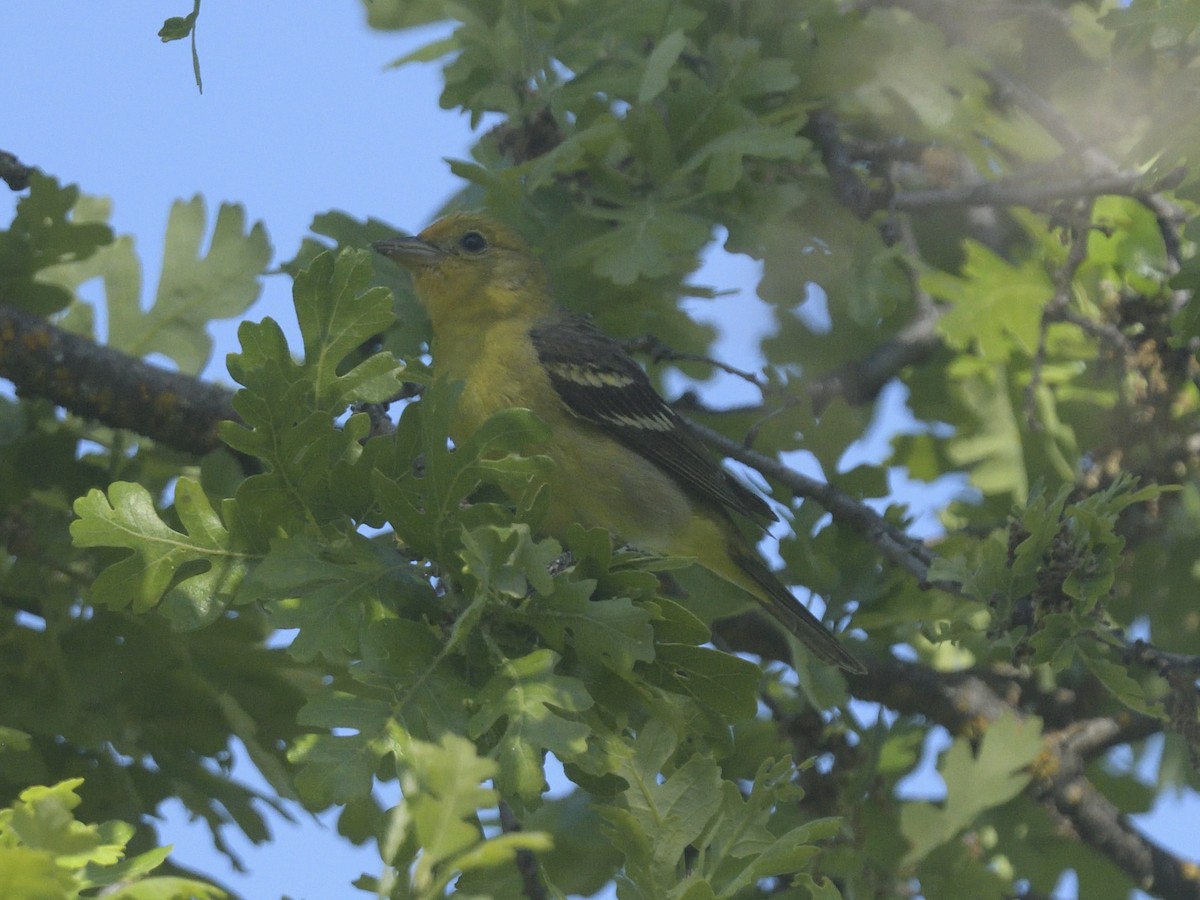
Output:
729,547,866,674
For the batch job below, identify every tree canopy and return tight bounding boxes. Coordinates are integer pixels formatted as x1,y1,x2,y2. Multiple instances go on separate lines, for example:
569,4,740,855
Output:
3,1,1200,898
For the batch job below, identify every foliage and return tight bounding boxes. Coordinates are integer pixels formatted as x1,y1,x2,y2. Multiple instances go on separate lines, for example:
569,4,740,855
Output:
0,778,225,899
4,0,1200,898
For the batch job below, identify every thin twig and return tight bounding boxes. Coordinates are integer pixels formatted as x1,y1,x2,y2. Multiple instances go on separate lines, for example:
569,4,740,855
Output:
623,333,770,392
685,417,938,583
498,801,548,900
1025,211,1095,427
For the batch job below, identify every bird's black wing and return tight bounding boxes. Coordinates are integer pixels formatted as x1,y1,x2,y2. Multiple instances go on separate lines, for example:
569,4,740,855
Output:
530,314,774,525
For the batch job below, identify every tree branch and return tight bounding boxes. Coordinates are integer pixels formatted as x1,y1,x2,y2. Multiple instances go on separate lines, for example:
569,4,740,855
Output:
1035,744,1200,900
850,656,1200,900
498,801,548,900
623,333,770,392
806,304,942,411
809,213,944,411
806,107,1170,222
807,109,893,220
893,170,1167,213
686,417,939,583
0,303,236,455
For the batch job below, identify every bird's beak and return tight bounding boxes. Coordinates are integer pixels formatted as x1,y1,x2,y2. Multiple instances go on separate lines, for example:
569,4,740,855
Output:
371,235,444,270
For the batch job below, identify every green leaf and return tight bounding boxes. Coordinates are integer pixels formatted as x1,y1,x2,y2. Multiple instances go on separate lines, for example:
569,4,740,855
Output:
361,619,474,740
362,0,448,31
0,846,76,900
291,248,402,408
639,30,687,103
108,197,270,375
405,733,499,871
225,248,403,416
281,210,429,359
526,791,624,895
387,732,552,894
0,782,225,900
900,711,1042,864
283,210,404,273
372,381,549,560
926,241,1052,362
387,35,460,69
468,649,593,799
8,780,116,865
945,360,1030,501
1080,651,1166,720
159,1,203,92
0,727,32,752
604,720,724,885
158,12,196,42
0,780,223,899
290,732,379,809
218,250,405,535
681,125,810,194
695,757,836,893
646,644,760,719
571,204,711,285
450,830,553,874
222,403,366,539
0,174,113,314
71,479,250,623
104,876,227,899
517,577,657,675
742,824,827,883
38,195,265,372
459,523,562,599
246,534,427,662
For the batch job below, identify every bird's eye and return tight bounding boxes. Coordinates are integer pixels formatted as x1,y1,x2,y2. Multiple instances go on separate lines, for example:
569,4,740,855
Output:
459,231,488,254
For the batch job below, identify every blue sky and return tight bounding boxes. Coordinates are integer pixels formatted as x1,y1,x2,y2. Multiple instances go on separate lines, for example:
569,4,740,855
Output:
4,4,474,896
3,3,1195,898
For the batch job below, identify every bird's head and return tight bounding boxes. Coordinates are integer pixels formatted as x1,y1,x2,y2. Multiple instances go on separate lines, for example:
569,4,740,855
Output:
372,212,551,327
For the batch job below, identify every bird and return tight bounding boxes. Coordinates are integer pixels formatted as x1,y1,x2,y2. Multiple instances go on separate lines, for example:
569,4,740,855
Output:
372,212,865,674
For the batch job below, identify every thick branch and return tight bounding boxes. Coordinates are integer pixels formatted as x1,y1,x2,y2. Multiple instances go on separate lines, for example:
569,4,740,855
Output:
0,303,236,455
850,657,1199,900
1035,741,1200,900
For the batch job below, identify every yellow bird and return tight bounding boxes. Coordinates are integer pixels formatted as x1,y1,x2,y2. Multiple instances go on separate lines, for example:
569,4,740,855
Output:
373,212,864,674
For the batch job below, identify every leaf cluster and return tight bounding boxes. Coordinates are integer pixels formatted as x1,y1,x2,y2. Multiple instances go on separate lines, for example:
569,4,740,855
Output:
0,187,319,886
0,778,224,900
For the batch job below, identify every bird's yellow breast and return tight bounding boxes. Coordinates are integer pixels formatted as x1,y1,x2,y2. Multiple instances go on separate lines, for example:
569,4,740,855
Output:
432,319,694,548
